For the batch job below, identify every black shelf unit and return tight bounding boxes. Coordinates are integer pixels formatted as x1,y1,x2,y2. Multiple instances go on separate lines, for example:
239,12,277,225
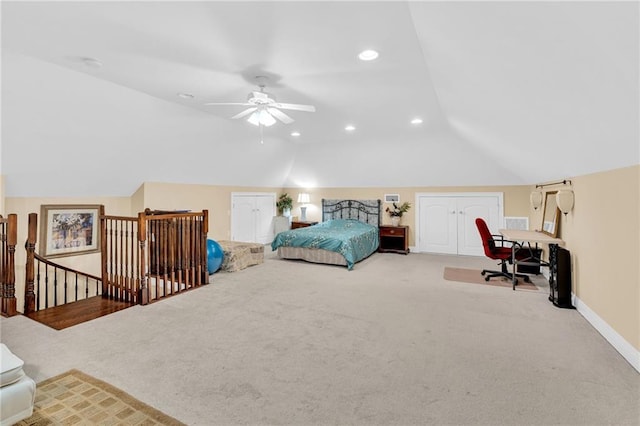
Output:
549,244,574,309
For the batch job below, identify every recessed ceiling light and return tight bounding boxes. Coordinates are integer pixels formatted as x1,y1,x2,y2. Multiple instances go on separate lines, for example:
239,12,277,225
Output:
358,49,379,61
345,125,356,132
177,93,194,99
411,118,423,125
291,131,301,137
81,57,102,69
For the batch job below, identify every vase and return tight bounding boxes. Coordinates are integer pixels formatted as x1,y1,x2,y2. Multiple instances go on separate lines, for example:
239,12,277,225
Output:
391,216,400,227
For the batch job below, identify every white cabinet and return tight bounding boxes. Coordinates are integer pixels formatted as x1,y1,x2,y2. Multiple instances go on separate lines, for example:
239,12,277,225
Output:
231,193,276,244
416,193,502,256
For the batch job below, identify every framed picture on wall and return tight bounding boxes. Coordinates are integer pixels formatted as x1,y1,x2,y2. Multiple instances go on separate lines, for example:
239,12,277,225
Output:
384,194,400,203
40,204,101,258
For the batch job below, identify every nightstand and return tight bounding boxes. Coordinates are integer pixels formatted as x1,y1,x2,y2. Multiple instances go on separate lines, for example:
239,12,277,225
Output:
291,221,318,229
378,225,409,254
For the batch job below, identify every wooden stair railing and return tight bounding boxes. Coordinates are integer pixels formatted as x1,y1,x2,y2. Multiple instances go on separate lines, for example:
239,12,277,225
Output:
21,208,209,315
0,214,18,317
102,209,209,305
23,213,102,315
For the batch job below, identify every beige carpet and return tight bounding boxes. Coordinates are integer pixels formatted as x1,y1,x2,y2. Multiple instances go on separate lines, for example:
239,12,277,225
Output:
15,369,185,425
2,250,638,425
443,266,540,291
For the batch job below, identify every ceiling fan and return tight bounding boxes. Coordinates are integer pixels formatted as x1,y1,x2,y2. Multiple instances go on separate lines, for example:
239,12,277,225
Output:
204,76,315,127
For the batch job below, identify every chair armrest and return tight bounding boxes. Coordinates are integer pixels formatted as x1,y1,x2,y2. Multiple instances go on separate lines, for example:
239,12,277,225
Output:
493,237,522,250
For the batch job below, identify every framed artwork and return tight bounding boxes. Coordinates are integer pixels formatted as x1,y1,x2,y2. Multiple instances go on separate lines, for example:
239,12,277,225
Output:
40,204,101,258
384,194,400,203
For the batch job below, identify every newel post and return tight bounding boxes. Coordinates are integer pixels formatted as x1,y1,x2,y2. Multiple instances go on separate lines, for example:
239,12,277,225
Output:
2,214,18,316
99,205,108,297
138,212,149,305
23,213,37,315
201,210,209,283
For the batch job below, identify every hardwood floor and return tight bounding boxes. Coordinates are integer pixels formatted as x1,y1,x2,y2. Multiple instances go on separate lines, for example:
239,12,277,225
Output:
25,296,134,330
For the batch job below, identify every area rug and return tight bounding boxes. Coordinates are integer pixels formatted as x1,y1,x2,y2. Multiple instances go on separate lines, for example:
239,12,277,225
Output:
15,369,185,425
443,267,540,291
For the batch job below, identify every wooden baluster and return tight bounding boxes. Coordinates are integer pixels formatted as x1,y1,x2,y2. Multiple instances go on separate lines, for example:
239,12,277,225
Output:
126,220,130,302
184,216,190,288
180,218,184,289
169,219,176,294
138,212,148,305
108,218,114,299
202,210,209,284
64,270,68,304
100,205,108,297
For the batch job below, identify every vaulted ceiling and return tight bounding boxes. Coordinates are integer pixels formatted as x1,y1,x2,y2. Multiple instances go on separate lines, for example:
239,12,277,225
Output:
1,1,638,197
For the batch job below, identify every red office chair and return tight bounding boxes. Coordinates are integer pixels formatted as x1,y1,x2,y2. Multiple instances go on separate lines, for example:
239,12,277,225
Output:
475,218,530,284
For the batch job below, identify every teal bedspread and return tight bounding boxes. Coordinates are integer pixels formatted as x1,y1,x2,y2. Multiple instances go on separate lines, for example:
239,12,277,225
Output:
271,219,379,270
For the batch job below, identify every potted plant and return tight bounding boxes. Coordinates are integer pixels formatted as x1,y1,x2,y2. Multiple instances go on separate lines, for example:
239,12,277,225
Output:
385,201,411,226
276,193,293,217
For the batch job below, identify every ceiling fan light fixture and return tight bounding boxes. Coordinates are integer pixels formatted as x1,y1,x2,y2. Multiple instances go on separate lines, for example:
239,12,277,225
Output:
358,49,379,61
248,109,276,127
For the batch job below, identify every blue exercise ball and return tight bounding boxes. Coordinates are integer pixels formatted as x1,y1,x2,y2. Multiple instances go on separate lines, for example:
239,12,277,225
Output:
207,239,224,274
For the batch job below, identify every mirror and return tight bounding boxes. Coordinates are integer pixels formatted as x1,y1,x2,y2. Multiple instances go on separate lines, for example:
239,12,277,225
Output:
540,191,560,237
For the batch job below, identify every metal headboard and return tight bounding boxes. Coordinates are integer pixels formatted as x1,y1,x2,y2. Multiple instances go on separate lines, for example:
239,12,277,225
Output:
321,199,382,226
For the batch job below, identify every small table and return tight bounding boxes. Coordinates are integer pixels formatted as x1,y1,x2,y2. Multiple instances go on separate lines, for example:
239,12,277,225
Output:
291,220,318,229
499,229,564,290
378,225,409,254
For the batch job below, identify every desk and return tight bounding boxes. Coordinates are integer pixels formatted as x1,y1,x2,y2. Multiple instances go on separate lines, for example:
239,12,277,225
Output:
499,229,564,290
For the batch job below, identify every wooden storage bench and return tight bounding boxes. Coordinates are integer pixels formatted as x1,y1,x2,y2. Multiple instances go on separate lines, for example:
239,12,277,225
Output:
217,240,265,272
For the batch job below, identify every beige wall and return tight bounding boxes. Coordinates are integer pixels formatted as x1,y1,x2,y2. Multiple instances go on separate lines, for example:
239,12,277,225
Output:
558,165,639,350
131,183,145,215
140,182,283,241
5,196,132,312
0,175,5,216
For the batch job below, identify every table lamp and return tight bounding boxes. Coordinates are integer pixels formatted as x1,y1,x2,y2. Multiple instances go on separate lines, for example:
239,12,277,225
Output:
297,193,310,221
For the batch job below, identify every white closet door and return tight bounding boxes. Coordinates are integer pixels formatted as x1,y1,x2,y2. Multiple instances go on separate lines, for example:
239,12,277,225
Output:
231,193,276,243
418,196,458,254
254,195,276,244
417,193,503,256
231,196,257,243
456,197,500,256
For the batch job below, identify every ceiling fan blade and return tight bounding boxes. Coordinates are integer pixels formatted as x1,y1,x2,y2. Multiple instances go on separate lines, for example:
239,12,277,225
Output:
231,107,257,119
268,108,294,124
204,102,252,106
273,103,316,112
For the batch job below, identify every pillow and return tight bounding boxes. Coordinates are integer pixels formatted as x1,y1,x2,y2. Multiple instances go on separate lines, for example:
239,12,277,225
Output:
0,344,25,387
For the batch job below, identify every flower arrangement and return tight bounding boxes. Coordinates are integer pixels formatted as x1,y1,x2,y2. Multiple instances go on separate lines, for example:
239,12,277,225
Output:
386,201,411,217
276,193,293,214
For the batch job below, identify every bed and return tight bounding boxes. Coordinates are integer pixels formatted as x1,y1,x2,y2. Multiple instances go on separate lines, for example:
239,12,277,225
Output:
271,199,381,269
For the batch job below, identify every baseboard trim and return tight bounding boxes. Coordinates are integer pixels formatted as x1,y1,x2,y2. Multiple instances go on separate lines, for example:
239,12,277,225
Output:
572,294,640,373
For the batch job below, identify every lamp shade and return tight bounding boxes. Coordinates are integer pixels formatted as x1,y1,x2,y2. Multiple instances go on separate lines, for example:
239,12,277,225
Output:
247,109,276,127
297,193,310,203
530,190,543,210
556,189,574,215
